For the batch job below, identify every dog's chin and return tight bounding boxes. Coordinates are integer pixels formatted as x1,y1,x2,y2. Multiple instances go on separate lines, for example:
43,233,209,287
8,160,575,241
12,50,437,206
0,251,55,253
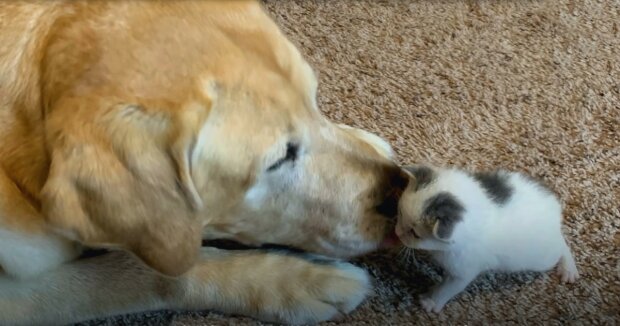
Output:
307,237,374,259
321,222,406,257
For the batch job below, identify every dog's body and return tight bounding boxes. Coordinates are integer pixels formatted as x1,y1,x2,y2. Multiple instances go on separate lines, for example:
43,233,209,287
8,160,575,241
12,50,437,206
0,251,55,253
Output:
0,2,406,324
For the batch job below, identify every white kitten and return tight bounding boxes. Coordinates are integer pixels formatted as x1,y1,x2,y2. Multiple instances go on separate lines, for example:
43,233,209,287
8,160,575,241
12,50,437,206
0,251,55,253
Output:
397,165,579,313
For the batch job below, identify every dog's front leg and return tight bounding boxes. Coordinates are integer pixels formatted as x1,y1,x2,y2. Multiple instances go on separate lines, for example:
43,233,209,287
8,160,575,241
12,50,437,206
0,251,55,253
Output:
0,250,173,326
176,247,371,324
0,248,370,325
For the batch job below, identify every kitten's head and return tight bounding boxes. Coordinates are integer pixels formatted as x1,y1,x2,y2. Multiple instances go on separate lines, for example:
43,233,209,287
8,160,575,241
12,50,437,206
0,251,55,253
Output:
396,165,465,247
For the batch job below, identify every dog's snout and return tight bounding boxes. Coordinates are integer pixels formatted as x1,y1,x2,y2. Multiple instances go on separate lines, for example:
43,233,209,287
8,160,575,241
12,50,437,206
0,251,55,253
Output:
390,166,410,191
376,195,399,219
375,166,409,218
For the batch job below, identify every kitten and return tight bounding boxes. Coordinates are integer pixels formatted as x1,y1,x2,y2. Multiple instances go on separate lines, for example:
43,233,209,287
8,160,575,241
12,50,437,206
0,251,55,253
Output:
397,165,579,313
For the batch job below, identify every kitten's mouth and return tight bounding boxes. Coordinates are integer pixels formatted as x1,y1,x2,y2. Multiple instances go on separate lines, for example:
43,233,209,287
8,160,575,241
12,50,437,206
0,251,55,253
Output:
395,225,421,242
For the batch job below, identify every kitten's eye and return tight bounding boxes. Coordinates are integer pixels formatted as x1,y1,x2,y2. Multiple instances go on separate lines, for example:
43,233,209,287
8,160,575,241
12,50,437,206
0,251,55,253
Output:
267,142,299,171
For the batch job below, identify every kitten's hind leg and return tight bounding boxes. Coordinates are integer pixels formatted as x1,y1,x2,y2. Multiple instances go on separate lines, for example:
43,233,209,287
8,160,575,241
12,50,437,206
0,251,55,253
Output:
557,238,579,283
419,273,476,313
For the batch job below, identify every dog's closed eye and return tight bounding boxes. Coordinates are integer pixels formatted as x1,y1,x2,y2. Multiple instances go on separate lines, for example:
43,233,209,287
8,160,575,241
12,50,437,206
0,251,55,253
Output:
267,142,299,171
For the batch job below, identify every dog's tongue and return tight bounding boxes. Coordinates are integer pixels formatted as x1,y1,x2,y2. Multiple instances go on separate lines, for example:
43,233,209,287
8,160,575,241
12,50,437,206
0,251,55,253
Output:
381,229,402,248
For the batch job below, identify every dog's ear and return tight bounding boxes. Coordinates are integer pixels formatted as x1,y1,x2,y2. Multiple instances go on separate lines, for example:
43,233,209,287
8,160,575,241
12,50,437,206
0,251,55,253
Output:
42,97,211,276
423,192,464,241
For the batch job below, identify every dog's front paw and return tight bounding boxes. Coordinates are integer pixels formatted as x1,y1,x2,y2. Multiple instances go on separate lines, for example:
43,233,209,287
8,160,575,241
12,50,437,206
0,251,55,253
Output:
181,250,371,324
262,258,370,324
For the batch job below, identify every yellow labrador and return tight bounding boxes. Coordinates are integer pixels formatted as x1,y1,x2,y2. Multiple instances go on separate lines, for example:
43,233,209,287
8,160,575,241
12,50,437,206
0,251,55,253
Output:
0,1,407,324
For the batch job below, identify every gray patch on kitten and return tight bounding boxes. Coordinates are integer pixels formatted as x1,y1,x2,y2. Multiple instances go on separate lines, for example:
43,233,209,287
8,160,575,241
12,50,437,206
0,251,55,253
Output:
405,165,435,191
423,192,465,239
471,171,513,205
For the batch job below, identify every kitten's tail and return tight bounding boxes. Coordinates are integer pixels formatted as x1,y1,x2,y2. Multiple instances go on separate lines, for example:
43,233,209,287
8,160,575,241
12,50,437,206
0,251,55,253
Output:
557,238,579,283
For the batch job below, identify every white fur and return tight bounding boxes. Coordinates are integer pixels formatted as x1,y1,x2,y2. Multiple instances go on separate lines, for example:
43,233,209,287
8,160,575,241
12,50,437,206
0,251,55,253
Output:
397,166,579,313
337,124,394,159
0,228,80,279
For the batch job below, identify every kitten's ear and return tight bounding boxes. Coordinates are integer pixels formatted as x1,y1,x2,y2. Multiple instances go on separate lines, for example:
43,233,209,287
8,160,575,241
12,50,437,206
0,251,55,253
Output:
404,165,435,191
432,220,455,242
423,192,465,241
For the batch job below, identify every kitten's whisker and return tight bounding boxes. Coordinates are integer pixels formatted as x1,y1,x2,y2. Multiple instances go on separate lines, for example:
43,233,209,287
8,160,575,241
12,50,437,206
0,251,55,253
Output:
397,247,409,262
407,247,415,262
398,246,415,263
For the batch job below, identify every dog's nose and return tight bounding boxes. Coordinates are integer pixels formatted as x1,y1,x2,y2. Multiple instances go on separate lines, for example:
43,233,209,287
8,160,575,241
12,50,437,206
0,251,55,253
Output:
376,166,409,218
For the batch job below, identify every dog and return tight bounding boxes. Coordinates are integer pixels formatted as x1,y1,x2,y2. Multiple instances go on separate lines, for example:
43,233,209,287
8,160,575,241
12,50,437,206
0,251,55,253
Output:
0,1,408,324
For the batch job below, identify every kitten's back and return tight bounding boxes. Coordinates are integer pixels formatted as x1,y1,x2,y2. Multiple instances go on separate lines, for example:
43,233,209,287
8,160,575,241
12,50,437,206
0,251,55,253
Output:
483,171,565,271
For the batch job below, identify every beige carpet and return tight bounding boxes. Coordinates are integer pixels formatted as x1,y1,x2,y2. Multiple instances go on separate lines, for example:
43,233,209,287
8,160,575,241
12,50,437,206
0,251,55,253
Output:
84,0,619,324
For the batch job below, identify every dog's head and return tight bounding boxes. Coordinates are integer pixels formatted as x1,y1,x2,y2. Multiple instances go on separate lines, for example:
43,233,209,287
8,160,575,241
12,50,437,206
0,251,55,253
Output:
195,82,408,258
39,1,408,275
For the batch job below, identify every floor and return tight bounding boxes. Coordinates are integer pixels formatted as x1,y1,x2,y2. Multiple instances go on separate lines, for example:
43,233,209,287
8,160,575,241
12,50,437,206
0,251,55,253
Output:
85,0,619,324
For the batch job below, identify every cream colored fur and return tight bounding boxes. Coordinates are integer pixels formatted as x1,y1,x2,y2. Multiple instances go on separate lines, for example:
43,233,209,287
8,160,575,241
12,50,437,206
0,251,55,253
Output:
0,1,406,324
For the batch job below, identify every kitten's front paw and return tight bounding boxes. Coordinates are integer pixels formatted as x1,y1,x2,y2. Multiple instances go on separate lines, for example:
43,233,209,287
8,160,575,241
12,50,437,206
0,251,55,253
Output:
557,262,579,283
419,294,444,313
557,253,579,284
